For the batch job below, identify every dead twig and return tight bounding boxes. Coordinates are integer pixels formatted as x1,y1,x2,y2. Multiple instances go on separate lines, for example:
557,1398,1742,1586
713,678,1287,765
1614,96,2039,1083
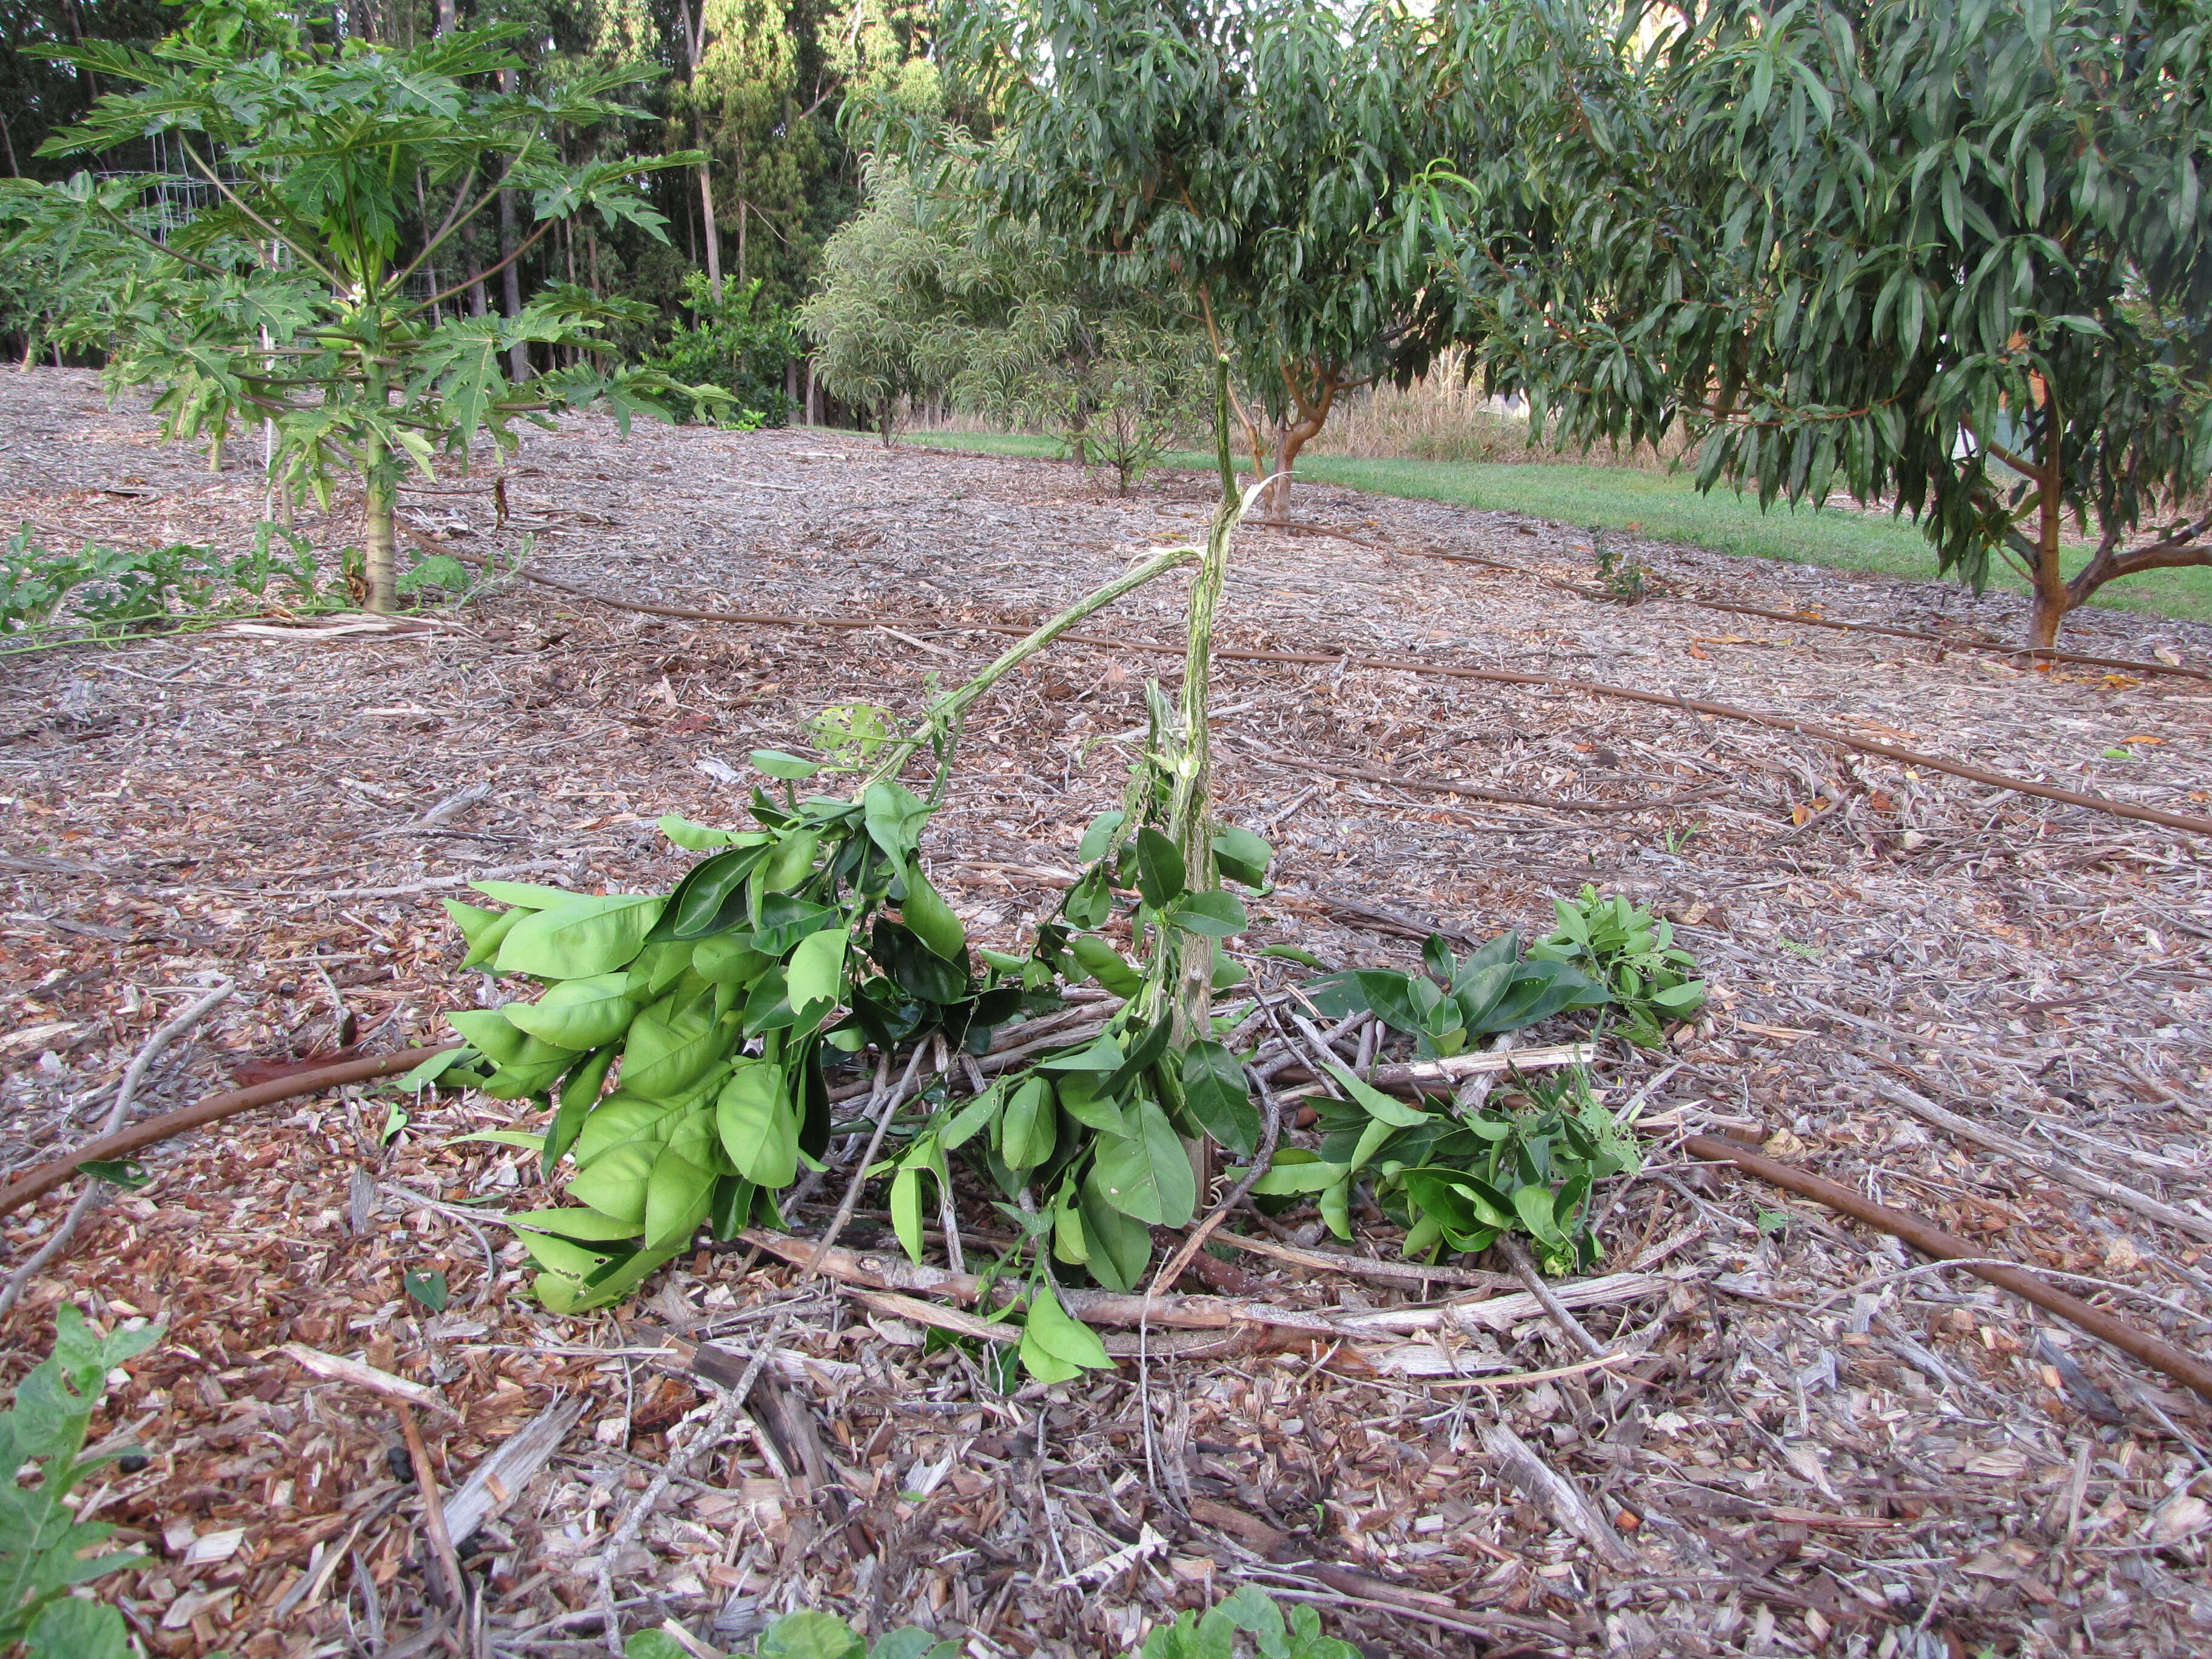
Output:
810,1044,931,1276
1498,1236,1610,1360
395,1401,469,1609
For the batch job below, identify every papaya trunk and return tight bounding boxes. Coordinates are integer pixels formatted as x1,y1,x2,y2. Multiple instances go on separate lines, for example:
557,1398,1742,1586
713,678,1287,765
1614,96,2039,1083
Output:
364,472,397,615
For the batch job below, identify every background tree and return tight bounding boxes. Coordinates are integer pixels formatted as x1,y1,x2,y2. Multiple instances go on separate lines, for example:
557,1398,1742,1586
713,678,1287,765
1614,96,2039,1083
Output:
934,0,1466,518
10,0,719,611
798,159,1206,471
1430,0,2212,647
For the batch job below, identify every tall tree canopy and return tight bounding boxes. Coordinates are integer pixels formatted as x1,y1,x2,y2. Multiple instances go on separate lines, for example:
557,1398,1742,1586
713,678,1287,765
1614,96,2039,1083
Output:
1432,0,2212,646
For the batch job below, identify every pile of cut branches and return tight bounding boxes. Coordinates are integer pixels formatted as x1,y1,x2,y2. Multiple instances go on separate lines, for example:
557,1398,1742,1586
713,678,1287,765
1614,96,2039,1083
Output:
409,374,1691,1359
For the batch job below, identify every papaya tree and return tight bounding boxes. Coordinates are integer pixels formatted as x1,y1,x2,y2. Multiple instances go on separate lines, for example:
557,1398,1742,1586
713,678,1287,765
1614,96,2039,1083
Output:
1426,0,2212,647
13,0,723,612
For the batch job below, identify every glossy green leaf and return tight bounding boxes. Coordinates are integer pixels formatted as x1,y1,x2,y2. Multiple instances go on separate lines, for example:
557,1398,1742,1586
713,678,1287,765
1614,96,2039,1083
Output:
1091,1098,1196,1226
750,750,820,780
643,1146,716,1249
1165,889,1245,937
1321,1059,1430,1127
785,927,848,1023
999,1075,1056,1170
620,985,729,1101
1133,826,1185,909
1211,826,1273,887
495,894,666,979
1179,1041,1258,1156
504,973,636,1050
717,1061,797,1188
899,864,967,961
1067,933,1142,996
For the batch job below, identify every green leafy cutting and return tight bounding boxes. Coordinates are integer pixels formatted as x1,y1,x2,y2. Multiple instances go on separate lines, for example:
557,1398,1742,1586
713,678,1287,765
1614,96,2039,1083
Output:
1530,886,1707,1047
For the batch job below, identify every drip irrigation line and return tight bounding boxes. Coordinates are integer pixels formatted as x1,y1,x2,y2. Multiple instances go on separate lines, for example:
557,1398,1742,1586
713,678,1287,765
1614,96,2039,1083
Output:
443,545,2212,839
1683,1133,2212,1409
0,1046,456,1219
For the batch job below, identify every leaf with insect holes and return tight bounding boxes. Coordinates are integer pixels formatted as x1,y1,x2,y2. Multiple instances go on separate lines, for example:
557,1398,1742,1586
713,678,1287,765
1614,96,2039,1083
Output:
403,1269,449,1312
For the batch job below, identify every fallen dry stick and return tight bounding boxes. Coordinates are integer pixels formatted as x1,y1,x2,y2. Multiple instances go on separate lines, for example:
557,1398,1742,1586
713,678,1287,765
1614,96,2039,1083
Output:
1270,1041,1591,1094
0,1045,457,1219
396,1401,469,1607
441,1394,587,1544
281,1344,457,1416
1483,1421,1638,1567
1684,1134,2212,1406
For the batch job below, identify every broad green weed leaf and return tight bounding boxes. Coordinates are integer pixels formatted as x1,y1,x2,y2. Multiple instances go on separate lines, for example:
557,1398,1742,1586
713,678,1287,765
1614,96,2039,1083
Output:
757,1610,864,1659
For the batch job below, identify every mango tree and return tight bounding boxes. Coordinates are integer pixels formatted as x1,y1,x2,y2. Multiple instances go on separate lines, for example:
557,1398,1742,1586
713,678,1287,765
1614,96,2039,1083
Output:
931,0,1468,518
16,0,722,612
1425,0,2212,647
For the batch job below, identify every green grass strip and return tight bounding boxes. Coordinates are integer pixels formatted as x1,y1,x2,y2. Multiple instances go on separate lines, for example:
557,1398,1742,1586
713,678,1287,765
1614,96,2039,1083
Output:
897,431,2212,626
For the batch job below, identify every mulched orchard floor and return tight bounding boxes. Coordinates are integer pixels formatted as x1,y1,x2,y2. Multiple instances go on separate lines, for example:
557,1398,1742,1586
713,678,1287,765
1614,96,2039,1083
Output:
4,366,2211,1658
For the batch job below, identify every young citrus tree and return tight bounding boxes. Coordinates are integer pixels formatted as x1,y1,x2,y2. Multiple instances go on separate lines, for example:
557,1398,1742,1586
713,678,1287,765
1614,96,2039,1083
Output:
1427,0,2212,647
18,0,724,612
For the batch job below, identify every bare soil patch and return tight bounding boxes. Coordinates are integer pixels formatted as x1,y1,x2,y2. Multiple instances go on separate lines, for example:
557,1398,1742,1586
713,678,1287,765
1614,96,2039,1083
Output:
4,366,2211,1658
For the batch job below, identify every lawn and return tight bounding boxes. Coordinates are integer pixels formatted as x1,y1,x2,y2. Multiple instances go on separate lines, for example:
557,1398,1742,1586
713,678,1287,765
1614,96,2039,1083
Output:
897,430,2212,626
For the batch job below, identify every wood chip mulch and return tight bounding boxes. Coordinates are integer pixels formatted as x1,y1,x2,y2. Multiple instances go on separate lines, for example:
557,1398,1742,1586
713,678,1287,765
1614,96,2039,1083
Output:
4,368,2211,1658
